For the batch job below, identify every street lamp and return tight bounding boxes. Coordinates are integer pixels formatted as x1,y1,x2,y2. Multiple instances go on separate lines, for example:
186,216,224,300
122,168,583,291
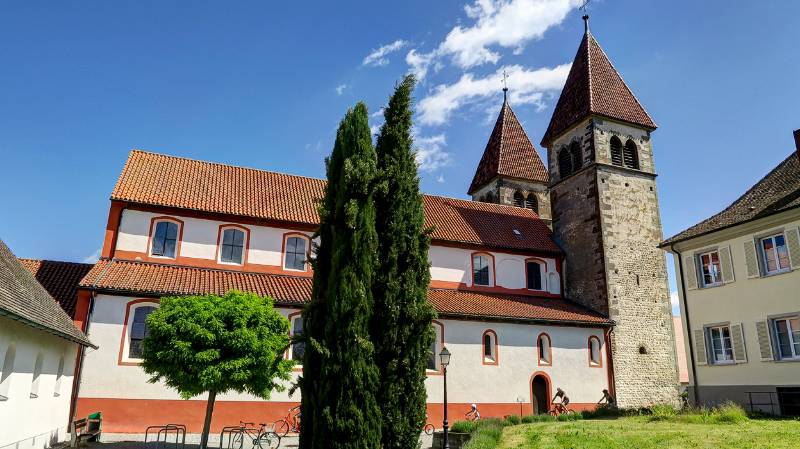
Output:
439,346,451,449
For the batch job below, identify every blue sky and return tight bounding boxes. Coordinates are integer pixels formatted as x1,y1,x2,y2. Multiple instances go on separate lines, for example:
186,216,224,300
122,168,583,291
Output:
1,1,799,314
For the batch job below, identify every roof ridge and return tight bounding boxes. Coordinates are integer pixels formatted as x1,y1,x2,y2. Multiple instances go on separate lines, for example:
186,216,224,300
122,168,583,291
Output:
19,258,92,267
585,33,594,114
104,257,314,280
127,149,328,184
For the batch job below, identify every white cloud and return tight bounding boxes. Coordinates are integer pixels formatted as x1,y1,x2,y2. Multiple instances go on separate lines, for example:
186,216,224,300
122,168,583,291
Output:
405,0,579,78
370,124,381,136
335,84,348,95
436,174,445,183
414,133,451,172
82,248,101,264
670,291,681,316
417,63,570,126
363,40,408,67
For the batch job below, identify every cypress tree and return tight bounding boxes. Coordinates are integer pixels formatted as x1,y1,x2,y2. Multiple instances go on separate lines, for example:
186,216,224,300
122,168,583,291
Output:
299,102,382,449
372,75,437,449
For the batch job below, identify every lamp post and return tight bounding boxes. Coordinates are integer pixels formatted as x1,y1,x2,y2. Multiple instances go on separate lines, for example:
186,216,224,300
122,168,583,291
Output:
439,346,451,449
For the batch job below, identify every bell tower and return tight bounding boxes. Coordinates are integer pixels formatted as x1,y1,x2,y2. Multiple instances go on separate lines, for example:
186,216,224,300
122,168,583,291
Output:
541,15,678,407
468,89,551,222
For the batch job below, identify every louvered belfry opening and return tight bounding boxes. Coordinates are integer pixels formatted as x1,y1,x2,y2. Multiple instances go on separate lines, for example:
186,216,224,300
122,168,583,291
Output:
526,194,538,213
558,147,573,178
513,191,525,208
610,136,623,166
570,141,582,171
623,139,640,169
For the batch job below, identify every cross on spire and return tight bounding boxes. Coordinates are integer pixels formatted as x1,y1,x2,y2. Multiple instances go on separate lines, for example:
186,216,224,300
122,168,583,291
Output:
579,0,591,33
502,69,509,101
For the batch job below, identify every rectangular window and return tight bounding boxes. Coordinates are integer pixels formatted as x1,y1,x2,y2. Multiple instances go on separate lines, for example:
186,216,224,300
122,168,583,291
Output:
708,325,734,364
285,237,307,271
526,261,542,290
473,255,490,286
151,221,179,258
761,234,790,274
774,317,800,360
129,306,156,359
220,228,245,264
291,317,305,362
698,250,722,286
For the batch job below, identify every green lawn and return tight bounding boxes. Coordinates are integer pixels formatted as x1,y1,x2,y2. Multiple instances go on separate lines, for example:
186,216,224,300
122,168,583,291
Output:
496,416,800,449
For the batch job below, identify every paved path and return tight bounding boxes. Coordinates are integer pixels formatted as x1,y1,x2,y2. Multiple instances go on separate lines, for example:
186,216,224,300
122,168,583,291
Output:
93,433,433,449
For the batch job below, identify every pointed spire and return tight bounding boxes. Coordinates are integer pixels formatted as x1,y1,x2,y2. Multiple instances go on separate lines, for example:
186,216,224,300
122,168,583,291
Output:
468,96,549,195
540,17,656,146
582,14,590,33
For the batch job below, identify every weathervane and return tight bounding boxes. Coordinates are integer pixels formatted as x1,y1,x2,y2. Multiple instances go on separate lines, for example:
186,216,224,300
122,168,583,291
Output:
501,69,509,101
579,0,591,32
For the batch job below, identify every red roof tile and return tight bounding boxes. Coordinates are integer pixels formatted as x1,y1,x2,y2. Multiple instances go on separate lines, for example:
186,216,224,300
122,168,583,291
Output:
541,30,656,146
18,259,94,318
112,150,560,254
468,100,549,194
80,259,609,326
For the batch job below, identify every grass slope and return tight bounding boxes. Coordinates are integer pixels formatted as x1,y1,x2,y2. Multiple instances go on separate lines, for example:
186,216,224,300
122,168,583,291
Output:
497,417,800,449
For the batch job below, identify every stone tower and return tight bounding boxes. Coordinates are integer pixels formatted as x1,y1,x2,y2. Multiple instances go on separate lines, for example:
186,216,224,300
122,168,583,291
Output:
468,91,551,223
540,17,678,407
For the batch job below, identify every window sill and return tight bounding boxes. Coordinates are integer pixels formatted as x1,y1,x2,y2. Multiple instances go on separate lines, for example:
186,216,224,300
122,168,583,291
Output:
0,395,7,401
29,393,38,399
700,282,724,289
773,357,800,363
761,268,793,278
709,361,736,366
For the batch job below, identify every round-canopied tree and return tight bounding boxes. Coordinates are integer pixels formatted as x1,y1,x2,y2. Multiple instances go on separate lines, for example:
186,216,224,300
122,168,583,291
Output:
141,290,295,449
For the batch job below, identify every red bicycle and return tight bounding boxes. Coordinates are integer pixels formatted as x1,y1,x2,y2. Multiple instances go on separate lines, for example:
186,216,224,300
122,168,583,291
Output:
273,405,301,438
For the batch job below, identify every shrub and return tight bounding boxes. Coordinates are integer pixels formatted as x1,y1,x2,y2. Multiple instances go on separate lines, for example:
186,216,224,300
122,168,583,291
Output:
557,412,583,422
713,401,748,424
450,420,479,434
521,414,556,424
648,403,678,421
505,414,521,425
463,419,506,449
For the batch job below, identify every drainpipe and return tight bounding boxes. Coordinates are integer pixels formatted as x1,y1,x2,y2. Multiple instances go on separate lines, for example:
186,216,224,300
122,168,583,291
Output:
671,245,700,406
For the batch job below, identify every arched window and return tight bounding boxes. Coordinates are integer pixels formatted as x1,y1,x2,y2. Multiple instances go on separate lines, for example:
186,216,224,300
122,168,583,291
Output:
485,191,495,203
525,194,538,213
537,333,552,366
427,321,444,373
472,253,493,287
123,302,158,362
589,336,602,367
526,259,545,291
513,191,525,208
54,355,65,397
289,313,304,363
558,147,573,178
482,330,498,365
219,226,247,265
150,219,181,258
623,139,640,169
0,343,16,400
610,136,623,166
284,234,310,271
30,352,43,399
570,141,582,171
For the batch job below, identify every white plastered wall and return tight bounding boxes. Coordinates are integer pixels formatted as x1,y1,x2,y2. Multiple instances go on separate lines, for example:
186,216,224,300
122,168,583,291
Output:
0,317,79,449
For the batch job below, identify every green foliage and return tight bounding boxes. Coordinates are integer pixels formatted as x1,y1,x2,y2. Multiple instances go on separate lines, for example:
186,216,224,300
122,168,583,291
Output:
648,403,678,421
713,401,749,423
450,420,480,433
521,414,556,424
141,291,293,398
556,412,584,422
505,415,521,425
462,419,506,449
371,74,437,449
299,102,382,449
141,291,294,448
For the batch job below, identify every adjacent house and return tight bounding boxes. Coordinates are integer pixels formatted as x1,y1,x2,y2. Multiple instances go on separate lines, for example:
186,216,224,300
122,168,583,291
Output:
661,130,800,415
0,240,94,449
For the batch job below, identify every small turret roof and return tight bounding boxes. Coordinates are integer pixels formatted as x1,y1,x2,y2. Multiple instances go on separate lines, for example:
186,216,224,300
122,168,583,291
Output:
468,99,549,195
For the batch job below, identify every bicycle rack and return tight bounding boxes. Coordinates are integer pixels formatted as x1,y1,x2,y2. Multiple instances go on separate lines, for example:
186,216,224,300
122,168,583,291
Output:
220,426,245,449
145,424,186,449
219,424,280,449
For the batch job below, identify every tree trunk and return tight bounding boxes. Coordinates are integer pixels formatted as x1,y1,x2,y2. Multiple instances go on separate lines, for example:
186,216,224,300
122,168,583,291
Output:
200,390,217,449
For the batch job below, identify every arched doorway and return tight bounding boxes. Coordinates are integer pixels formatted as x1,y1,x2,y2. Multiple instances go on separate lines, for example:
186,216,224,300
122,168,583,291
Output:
531,374,550,414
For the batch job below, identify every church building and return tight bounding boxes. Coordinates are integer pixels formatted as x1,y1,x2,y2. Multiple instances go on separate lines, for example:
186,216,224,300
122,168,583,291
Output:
68,17,678,433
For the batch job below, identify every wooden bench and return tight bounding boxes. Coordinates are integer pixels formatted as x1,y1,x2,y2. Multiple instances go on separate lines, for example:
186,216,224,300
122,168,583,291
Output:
71,412,102,447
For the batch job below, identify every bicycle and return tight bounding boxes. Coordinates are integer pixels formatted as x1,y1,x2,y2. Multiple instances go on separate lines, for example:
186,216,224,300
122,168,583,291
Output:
273,405,301,438
549,401,575,417
230,421,280,449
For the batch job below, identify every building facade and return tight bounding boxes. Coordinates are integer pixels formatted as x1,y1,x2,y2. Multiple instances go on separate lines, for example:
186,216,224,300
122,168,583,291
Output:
0,241,93,449
662,135,800,415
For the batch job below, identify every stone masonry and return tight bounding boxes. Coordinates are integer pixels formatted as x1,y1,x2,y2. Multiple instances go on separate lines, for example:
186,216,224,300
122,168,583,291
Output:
547,117,679,407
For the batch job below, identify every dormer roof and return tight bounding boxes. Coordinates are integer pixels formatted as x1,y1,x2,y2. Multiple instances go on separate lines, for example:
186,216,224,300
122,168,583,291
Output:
468,99,549,195
541,27,656,146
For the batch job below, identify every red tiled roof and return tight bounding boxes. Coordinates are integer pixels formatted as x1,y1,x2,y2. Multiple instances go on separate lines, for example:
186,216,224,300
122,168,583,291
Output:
19,259,93,318
112,150,560,254
661,152,800,247
80,259,609,326
541,30,656,146
468,100,549,194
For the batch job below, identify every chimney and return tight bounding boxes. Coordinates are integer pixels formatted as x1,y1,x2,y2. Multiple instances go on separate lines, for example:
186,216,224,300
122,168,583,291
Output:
794,129,800,161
